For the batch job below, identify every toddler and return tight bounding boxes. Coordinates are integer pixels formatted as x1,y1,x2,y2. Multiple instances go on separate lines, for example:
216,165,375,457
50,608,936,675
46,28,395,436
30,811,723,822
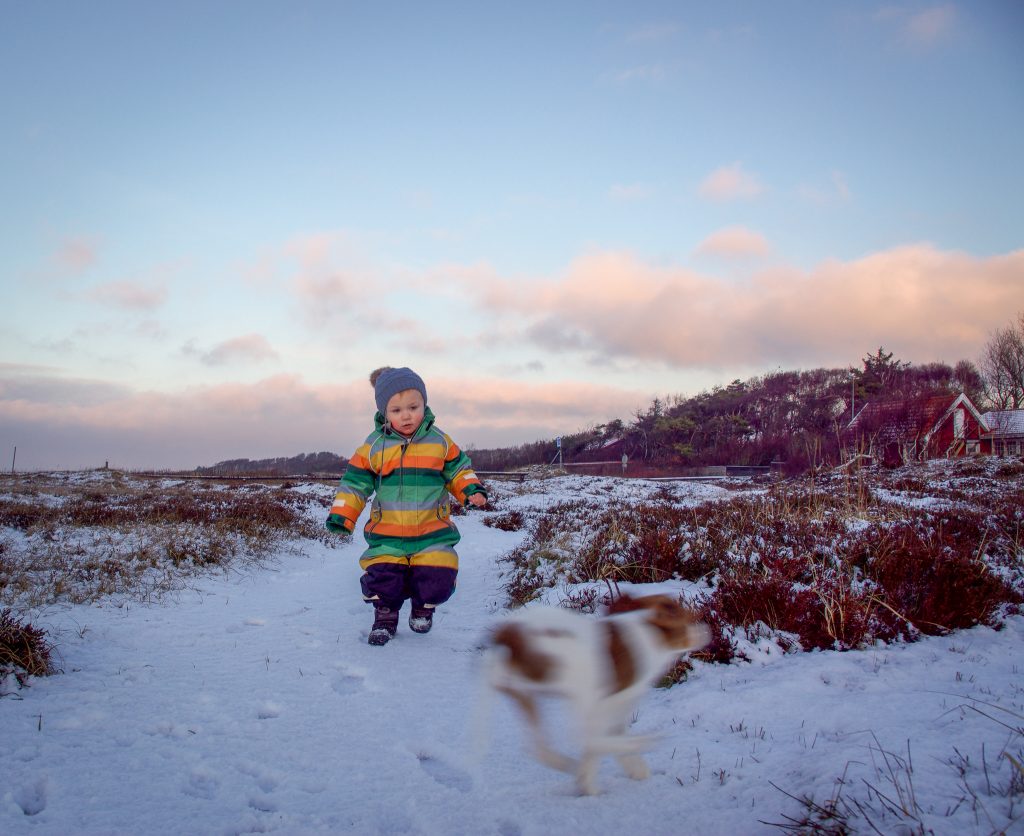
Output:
326,367,487,645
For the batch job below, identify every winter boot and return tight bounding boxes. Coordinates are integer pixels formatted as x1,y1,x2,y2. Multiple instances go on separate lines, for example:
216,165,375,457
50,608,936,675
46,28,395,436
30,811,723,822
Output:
368,605,399,646
408,604,434,634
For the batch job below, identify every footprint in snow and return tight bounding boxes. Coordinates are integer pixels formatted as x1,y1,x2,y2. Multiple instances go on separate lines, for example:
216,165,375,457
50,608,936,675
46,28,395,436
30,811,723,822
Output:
282,605,312,618
13,775,49,816
416,754,473,793
248,793,278,813
225,618,265,634
331,673,365,696
237,762,282,793
182,766,220,800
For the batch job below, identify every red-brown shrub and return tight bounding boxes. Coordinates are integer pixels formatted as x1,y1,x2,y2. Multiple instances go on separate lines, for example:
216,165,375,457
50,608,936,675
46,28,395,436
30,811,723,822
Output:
709,564,834,649
483,510,526,531
0,499,50,530
622,516,688,582
857,521,1021,638
691,602,743,664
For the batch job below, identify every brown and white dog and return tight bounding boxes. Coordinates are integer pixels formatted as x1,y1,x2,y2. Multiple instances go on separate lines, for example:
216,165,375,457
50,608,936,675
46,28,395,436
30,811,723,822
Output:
482,593,709,795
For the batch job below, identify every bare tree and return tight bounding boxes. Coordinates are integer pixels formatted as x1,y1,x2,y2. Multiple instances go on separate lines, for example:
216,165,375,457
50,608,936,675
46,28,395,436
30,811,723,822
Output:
980,311,1024,409
953,359,985,404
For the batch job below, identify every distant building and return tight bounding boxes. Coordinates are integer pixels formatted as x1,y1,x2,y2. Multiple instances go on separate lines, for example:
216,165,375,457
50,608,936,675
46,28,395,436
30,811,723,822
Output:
844,392,989,466
982,409,1024,457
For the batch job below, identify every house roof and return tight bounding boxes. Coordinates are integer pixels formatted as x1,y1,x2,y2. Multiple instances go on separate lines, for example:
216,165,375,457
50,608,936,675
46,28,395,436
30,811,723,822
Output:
982,409,1024,436
847,393,986,443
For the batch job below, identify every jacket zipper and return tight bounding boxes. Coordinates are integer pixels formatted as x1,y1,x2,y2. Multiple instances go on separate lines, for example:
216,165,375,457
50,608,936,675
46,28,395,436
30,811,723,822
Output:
400,438,409,538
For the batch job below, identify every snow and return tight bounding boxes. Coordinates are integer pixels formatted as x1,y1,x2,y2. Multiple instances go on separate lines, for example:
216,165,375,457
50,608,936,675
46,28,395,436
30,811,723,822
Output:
2,476,1023,835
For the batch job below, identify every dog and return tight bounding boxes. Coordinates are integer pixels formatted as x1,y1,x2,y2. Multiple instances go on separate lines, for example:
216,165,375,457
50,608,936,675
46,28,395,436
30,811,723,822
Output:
482,592,710,795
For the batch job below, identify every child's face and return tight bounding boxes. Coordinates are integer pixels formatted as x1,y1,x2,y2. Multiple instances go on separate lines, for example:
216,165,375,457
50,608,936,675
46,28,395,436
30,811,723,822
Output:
385,389,425,437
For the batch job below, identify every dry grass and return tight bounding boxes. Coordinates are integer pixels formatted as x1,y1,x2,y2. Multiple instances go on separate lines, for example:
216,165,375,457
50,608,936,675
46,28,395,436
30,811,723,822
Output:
482,509,526,531
1,607,54,686
0,472,332,610
0,471,335,687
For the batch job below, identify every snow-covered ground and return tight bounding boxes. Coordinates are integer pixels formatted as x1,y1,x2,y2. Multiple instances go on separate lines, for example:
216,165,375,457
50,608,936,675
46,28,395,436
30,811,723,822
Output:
2,475,1022,835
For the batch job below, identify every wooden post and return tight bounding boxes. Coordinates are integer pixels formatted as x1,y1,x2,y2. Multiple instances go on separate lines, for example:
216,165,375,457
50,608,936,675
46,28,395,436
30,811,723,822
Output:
11,446,16,474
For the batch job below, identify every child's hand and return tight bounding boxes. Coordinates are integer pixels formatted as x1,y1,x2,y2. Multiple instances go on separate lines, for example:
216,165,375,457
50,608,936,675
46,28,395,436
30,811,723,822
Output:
467,493,487,508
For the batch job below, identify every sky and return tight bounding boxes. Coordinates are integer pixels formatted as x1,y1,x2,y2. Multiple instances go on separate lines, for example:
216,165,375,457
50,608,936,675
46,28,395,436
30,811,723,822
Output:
2,1,1023,470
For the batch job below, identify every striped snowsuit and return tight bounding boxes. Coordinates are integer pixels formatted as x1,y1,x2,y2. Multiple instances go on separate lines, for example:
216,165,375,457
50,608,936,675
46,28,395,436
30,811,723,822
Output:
326,407,486,609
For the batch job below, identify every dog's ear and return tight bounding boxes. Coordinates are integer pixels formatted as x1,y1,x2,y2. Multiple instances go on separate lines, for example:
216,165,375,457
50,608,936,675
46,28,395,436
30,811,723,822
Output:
645,599,710,651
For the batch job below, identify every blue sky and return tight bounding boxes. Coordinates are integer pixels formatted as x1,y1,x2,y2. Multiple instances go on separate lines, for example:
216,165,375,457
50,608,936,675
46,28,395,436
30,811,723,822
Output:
2,1,1022,469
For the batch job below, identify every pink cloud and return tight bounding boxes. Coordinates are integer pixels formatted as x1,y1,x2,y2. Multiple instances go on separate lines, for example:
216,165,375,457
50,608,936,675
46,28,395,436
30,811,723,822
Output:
698,162,763,202
55,236,98,273
431,377,647,436
282,231,386,330
694,226,770,259
87,280,168,310
459,245,1024,370
625,23,680,43
200,334,279,366
875,4,955,47
907,4,955,44
0,371,649,470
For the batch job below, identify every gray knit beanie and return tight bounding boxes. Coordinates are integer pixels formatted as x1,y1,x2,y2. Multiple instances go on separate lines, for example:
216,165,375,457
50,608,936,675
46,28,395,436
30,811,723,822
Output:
373,367,428,416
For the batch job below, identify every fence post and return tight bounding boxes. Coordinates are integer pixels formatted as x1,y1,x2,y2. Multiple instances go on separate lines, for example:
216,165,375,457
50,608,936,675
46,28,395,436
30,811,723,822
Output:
11,446,15,474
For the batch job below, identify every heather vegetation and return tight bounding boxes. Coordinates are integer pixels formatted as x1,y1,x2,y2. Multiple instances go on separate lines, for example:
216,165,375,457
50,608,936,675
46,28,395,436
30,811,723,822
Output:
493,457,1024,665
0,472,332,684
0,607,53,686
0,472,330,610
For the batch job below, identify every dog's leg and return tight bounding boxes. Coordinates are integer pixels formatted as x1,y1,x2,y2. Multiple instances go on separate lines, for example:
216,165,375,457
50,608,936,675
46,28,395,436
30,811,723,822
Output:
576,752,601,796
575,698,612,795
496,686,577,773
588,701,653,783
609,721,650,781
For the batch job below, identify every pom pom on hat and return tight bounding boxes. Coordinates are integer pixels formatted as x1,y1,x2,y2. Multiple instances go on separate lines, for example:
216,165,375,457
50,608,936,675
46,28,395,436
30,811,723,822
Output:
370,367,428,416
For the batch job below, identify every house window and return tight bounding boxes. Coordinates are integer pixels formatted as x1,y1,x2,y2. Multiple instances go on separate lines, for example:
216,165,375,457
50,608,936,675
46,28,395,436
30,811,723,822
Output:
995,439,1005,456
966,441,979,454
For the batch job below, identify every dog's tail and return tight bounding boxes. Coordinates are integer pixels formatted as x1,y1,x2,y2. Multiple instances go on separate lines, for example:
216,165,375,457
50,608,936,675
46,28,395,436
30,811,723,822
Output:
585,733,659,756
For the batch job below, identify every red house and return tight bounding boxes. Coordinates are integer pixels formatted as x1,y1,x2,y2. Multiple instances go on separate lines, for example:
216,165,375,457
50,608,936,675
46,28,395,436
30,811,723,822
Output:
845,392,989,466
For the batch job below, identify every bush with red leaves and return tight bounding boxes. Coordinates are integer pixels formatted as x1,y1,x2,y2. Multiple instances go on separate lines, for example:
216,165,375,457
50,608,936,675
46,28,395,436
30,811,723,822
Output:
855,521,1021,639
690,603,744,664
483,510,526,531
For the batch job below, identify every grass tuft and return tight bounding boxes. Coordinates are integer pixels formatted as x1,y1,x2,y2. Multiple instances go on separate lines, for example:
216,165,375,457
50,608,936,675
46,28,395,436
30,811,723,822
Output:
1,608,54,687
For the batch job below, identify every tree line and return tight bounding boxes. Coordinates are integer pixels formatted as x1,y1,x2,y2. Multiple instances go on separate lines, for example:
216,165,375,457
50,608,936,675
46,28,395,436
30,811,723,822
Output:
195,451,347,477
